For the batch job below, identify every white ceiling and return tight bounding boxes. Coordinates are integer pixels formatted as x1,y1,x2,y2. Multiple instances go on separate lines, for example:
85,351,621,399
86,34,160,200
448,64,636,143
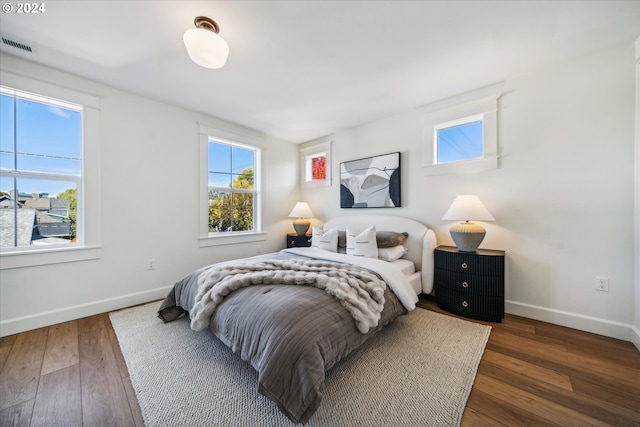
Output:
1,1,638,143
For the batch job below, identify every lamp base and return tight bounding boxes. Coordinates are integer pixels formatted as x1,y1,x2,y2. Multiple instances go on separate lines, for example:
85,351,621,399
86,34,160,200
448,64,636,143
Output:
449,222,486,252
292,219,310,236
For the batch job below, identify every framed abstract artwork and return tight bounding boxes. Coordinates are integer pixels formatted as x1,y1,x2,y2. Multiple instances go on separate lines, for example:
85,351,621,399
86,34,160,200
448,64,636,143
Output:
340,151,401,208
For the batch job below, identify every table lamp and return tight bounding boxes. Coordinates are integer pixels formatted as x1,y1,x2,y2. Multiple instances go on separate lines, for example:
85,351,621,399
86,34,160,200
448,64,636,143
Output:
442,195,495,252
288,202,314,236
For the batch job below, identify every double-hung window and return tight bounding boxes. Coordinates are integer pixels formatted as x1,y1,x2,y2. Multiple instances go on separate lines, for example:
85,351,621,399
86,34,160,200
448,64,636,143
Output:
0,87,82,250
198,124,264,247
0,72,101,269
207,139,257,233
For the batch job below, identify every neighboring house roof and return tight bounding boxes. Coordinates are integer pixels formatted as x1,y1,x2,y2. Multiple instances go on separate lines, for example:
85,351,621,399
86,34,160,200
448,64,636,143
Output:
23,198,53,210
0,209,35,247
35,221,71,238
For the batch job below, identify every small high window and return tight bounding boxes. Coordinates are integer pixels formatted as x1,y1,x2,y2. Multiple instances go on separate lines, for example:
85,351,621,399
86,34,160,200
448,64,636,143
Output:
300,139,332,188
434,116,483,164
419,84,501,176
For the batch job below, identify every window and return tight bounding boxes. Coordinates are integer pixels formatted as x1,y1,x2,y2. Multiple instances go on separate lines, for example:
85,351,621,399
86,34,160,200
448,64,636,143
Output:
0,88,82,250
419,83,501,175
0,72,101,269
434,116,483,164
207,139,257,233
300,139,332,187
198,124,265,247
307,152,327,181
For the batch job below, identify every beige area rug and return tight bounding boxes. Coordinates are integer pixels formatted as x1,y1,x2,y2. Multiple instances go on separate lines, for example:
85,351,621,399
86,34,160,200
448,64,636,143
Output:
110,302,490,427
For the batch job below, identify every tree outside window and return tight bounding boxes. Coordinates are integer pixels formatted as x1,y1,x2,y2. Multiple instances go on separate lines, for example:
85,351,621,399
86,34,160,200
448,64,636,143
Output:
207,140,258,233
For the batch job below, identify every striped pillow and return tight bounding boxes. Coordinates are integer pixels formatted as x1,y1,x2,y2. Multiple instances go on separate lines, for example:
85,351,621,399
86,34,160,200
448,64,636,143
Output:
346,225,377,258
311,226,338,252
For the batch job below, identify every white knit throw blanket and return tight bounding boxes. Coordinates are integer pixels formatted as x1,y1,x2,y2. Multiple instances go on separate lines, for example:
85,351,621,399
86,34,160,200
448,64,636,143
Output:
190,258,386,334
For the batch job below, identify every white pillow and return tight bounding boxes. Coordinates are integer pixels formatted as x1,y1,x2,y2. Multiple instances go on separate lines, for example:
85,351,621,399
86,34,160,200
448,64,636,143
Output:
377,245,408,262
311,226,338,252
346,225,377,258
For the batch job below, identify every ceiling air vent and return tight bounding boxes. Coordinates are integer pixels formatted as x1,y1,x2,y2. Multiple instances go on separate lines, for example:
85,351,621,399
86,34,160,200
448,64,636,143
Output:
2,37,33,53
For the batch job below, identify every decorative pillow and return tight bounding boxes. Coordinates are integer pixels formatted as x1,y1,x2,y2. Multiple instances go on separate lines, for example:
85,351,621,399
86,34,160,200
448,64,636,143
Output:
376,231,409,248
311,226,338,252
346,226,377,258
377,245,408,262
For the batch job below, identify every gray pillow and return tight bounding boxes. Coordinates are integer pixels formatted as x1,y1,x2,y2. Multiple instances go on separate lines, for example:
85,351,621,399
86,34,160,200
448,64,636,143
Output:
376,231,408,248
338,230,347,248
338,230,408,248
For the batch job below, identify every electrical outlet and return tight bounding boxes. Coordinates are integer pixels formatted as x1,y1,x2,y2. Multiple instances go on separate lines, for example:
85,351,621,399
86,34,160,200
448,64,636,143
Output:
595,276,609,292
255,245,261,254
147,259,156,270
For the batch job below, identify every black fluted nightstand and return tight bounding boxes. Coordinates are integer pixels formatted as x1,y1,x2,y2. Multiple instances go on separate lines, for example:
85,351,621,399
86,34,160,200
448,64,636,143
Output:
434,245,505,322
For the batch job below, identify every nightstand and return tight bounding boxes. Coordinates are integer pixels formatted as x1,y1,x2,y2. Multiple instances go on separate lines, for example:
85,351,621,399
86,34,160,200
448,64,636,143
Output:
434,245,505,322
286,233,312,248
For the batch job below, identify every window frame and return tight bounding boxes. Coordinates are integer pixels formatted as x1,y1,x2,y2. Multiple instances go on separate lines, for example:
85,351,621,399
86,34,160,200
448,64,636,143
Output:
419,84,501,176
198,123,266,247
300,139,332,188
0,70,101,269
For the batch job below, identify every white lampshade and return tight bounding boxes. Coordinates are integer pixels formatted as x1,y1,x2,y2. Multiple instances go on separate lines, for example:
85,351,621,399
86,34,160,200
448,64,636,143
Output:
442,195,494,252
183,16,229,69
289,202,314,236
442,195,495,221
289,202,314,219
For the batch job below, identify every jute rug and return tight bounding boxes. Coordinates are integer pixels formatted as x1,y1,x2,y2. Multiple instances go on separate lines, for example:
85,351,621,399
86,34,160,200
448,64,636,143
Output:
110,302,490,426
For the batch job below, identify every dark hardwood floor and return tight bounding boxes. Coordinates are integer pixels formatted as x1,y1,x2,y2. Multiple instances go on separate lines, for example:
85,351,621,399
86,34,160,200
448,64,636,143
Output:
1,297,639,426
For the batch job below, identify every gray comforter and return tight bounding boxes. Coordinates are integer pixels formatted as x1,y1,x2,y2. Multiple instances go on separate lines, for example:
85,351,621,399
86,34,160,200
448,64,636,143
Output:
158,251,407,424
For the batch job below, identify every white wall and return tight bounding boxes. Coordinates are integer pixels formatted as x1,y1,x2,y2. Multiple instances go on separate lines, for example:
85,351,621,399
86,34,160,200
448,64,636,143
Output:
0,54,300,336
303,43,637,341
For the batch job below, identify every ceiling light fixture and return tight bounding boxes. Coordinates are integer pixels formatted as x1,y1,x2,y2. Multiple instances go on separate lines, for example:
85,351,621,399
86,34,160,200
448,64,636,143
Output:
183,16,229,69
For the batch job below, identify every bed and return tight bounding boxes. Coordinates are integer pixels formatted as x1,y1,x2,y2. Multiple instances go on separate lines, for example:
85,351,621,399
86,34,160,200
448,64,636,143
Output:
158,214,437,424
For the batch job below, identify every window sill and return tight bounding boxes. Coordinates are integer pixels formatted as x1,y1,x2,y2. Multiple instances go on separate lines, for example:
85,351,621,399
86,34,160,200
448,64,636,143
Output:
302,179,331,188
0,245,102,270
199,232,267,248
423,155,498,176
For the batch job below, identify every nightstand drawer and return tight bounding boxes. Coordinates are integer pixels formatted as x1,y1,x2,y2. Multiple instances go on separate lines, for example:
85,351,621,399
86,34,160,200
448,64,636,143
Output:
435,269,504,297
436,288,504,322
435,248,504,276
287,234,312,248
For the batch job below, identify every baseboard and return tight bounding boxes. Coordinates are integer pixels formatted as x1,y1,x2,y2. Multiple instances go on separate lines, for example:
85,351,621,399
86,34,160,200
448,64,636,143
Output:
0,286,172,337
632,325,640,352
506,300,636,344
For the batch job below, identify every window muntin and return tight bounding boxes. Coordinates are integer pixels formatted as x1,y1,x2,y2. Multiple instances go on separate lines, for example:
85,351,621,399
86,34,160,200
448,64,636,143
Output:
207,139,258,233
435,116,483,164
0,87,82,250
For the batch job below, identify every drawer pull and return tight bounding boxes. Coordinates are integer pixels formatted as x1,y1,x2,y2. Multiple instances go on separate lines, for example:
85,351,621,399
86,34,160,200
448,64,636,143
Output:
461,262,468,269
462,301,469,308
462,282,469,288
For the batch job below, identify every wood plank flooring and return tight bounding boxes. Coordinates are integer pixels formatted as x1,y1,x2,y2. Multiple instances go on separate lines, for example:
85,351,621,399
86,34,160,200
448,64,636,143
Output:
0,297,638,426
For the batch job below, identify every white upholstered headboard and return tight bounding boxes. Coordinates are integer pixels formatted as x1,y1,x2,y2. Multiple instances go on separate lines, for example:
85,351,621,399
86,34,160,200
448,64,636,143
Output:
323,214,438,294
